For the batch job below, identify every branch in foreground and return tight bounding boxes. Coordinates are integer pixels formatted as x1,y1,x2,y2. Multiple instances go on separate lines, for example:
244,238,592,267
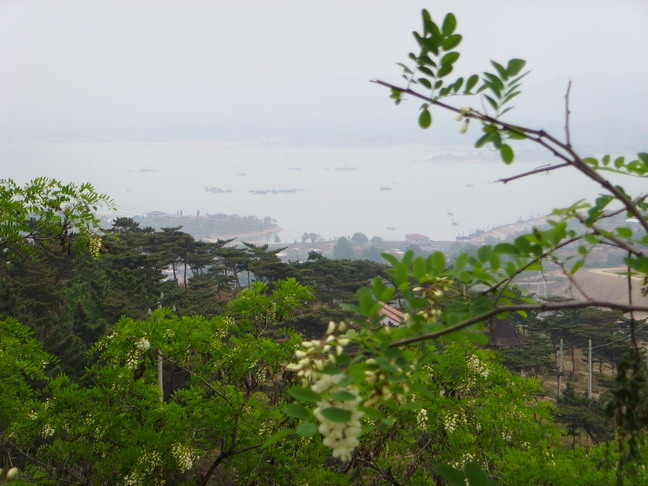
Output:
389,300,648,348
497,162,570,184
372,79,648,234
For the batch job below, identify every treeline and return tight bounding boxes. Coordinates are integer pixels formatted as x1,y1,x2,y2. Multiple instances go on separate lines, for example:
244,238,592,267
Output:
2,211,646,484
0,217,384,377
130,213,279,239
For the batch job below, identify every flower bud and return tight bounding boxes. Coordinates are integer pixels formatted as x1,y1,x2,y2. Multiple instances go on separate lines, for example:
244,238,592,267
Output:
6,467,19,480
326,321,336,335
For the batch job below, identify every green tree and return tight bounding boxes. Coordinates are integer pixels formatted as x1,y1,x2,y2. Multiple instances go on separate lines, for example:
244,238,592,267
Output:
0,178,113,258
351,232,368,243
285,10,648,483
332,237,355,260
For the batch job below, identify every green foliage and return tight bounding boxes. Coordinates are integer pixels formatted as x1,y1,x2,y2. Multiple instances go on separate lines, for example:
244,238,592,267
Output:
332,237,355,260
1,286,330,485
286,8,648,483
0,178,113,258
2,9,648,486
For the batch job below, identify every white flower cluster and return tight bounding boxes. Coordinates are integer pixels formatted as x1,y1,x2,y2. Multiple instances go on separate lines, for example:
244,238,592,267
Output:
416,408,428,428
314,389,363,462
466,354,489,379
287,322,363,461
41,424,55,438
286,321,349,387
171,442,198,471
459,353,490,393
88,236,102,258
125,352,139,370
455,106,472,134
443,410,465,433
413,276,451,320
363,357,413,407
135,338,151,352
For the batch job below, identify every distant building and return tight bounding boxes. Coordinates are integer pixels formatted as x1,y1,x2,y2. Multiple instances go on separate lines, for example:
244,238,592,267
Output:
378,302,406,327
146,211,170,217
405,234,429,243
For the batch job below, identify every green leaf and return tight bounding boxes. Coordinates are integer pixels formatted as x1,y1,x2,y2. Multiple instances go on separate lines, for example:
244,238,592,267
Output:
500,144,514,164
494,243,519,255
464,462,498,486
263,428,294,448
322,363,342,374
288,387,321,402
296,422,318,437
616,227,632,238
475,133,491,149
320,407,352,423
514,235,531,254
330,390,357,401
430,251,446,273
441,51,460,67
437,64,453,77
359,406,384,419
464,74,479,92
433,464,465,486
484,94,499,111
380,416,396,426
442,13,457,35
489,253,500,270
284,403,311,420
442,34,462,50
570,260,584,275
491,60,508,79
419,107,432,129
477,245,492,263
455,252,470,270
506,58,526,77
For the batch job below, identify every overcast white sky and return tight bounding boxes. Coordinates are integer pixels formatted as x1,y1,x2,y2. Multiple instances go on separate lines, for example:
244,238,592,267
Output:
0,0,647,132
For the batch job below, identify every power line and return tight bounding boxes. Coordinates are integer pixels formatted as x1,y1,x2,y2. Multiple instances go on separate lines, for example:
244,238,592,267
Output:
591,320,648,350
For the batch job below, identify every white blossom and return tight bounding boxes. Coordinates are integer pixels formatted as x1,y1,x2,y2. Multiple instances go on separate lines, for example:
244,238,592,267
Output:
135,338,150,352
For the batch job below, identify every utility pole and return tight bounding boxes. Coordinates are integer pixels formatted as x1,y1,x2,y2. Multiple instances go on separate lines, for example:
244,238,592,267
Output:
587,339,592,400
557,339,563,398
157,292,164,403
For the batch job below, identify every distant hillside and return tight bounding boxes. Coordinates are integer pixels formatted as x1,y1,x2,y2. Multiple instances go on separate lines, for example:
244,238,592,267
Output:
131,213,281,240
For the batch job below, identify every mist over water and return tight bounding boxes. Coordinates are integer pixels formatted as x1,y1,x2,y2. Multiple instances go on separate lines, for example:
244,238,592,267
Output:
3,141,643,243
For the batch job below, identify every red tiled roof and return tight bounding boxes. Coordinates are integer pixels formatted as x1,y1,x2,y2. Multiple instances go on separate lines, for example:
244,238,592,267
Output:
378,302,406,324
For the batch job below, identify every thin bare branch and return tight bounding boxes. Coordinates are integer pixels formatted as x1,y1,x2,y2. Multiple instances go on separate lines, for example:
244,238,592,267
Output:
555,260,592,300
573,214,644,257
498,162,570,184
564,80,573,147
627,253,638,351
485,236,582,295
373,79,648,234
389,300,648,348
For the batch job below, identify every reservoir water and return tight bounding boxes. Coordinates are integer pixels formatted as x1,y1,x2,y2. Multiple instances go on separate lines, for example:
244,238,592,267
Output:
2,141,643,243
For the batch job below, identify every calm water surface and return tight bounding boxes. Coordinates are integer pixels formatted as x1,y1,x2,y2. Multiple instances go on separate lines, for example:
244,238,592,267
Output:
2,141,641,242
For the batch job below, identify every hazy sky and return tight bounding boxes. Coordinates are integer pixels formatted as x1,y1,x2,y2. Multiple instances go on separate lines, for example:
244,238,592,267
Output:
1,0,647,132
